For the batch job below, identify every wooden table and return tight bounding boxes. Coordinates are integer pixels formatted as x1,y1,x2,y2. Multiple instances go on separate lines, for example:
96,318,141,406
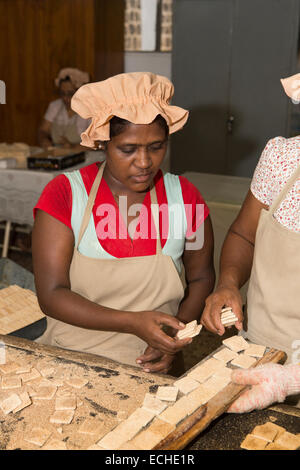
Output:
0,334,287,450
0,334,174,450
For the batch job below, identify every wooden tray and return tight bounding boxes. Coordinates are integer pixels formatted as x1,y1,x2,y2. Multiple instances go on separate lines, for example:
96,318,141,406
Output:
153,348,287,450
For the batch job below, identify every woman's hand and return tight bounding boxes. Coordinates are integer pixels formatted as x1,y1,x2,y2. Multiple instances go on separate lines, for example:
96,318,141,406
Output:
136,347,176,375
131,311,191,355
227,363,300,413
201,285,243,335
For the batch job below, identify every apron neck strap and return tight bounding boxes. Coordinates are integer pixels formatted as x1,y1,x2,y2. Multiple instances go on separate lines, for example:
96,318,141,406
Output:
76,162,162,254
76,162,105,248
149,184,162,255
269,164,300,215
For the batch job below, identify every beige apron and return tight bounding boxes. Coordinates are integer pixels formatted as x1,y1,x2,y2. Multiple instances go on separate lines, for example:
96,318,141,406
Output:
37,163,185,367
244,164,300,364
51,102,81,145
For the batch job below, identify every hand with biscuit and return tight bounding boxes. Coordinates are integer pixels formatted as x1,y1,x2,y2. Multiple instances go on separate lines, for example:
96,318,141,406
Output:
227,363,300,413
201,285,243,335
132,310,189,356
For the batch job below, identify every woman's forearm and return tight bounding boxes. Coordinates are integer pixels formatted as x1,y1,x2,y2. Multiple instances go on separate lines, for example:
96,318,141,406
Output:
38,286,134,334
177,267,215,323
217,230,254,290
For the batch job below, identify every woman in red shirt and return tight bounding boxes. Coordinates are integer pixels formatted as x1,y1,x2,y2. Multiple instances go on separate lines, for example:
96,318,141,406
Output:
32,72,215,375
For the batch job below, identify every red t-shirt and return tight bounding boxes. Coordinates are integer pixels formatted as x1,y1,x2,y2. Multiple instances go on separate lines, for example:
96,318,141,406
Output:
34,163,209,258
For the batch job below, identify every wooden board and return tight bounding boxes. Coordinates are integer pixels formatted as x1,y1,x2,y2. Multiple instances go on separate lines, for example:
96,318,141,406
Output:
0,334,287,450
0,334,174,450
153,348,287,450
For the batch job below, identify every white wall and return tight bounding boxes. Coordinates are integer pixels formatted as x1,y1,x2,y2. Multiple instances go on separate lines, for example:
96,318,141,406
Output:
124,52,172,79
124,52,172,171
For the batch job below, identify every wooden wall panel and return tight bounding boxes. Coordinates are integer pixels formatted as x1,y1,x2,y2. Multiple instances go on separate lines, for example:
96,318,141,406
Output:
0,0,124,145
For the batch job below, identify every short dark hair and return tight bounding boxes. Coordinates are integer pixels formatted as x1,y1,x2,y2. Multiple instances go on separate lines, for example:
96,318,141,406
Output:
109,114,169,139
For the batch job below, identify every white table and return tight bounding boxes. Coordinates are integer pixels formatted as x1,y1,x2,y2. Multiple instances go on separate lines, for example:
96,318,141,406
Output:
0,151,104,257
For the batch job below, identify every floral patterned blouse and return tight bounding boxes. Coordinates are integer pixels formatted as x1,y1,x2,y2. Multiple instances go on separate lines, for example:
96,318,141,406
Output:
251,136,300,233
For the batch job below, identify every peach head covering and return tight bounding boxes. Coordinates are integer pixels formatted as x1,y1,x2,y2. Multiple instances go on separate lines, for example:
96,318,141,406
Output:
71,72,189,148
280,73,300,104
55,68,90,90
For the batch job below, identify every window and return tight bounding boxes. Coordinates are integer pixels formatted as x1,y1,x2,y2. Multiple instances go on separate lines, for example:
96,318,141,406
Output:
124,0,173,52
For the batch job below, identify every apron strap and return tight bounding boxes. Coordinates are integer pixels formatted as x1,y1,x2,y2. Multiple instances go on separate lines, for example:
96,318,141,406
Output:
149,185,162,255
76,162,105,249
269,164,300,215
76,162,163,254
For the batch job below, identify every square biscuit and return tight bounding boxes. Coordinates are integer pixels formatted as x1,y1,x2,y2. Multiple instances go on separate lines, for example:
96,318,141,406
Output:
142,393,167,415
55,395,77,410
240,434,268,450
21,368,41,383
0,362,20,375
173,376,199,395
127,429,162,450
188,358,224,383
222,335,249,352
244,344,266,358
159,397,190,425
252,422,285,442
13,391,32,413
24,426,52,447
78,418,105,436
1,375,22,389
98,429,132,450
50,409,74,424
231,353,257,369
34,385,57,400
274,431,300,450
213,347,239,364
203,374,231,395
156,386,178,402
0,393,22,414
147,417,175,439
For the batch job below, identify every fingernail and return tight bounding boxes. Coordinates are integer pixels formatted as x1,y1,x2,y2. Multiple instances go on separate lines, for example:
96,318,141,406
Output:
179,322,185,327
136,360,142,364
143,368,150,373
